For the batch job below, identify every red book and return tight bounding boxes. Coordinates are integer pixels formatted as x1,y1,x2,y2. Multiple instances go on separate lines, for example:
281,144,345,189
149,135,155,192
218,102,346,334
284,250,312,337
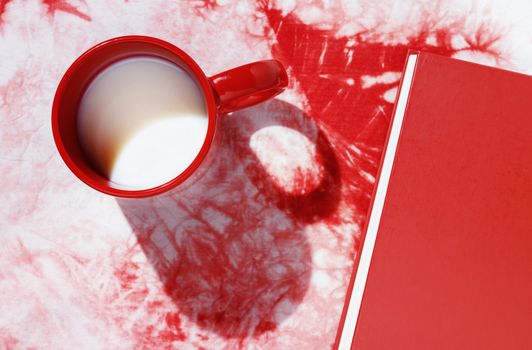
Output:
336,52,532,349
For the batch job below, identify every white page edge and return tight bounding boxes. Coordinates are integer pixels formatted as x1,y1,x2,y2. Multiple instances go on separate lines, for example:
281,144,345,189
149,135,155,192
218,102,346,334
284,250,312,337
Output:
337,53,418,350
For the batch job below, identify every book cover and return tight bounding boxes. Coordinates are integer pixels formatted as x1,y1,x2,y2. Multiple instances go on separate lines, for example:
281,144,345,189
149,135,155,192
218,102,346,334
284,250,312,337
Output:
337,52,532,350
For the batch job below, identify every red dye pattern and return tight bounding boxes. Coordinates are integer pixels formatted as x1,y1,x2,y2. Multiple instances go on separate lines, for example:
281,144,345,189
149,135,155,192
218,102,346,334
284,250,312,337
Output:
161,313,187,342
41,0,91,21
194,0,217,11
114,260,140,289
245,125,342,224
0,0,9,24
251,129,326,196
261,4,500,212
130,312,187,350
1,334,20,350
192,0,219,18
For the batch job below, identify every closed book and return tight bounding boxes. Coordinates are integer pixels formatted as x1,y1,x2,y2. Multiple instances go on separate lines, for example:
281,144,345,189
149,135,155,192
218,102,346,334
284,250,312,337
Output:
336,52,532,350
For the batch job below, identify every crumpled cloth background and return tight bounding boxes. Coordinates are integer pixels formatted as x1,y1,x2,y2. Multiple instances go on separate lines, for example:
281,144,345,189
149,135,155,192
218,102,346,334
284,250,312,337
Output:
1,1,531,349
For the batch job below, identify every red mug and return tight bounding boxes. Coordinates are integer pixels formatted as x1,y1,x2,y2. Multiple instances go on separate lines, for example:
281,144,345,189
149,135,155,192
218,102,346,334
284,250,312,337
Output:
52,35,288,198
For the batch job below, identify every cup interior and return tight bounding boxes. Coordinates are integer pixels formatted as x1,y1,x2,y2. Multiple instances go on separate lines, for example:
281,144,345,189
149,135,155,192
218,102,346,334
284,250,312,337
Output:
52,37,217,197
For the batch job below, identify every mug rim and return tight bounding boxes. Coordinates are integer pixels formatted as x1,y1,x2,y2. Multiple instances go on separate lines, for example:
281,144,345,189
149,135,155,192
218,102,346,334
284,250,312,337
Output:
52,35,218,198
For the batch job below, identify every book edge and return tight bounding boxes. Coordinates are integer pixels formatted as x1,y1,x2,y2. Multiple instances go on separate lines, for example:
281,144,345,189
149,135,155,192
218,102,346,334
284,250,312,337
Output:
334,52,419,350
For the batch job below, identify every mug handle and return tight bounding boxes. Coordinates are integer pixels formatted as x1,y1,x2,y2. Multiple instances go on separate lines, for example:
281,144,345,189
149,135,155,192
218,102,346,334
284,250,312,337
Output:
209,60,288,114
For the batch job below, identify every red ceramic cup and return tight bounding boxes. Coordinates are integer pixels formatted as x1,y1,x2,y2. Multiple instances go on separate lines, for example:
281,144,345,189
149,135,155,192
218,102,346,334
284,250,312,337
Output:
52,35,288,198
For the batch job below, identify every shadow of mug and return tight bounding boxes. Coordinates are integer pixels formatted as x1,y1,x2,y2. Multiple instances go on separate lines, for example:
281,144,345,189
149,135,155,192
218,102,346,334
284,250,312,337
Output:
117,99,341,338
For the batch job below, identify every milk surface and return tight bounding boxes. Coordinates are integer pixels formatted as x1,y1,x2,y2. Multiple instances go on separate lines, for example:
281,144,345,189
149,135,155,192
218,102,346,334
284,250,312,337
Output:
77,57,208,190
